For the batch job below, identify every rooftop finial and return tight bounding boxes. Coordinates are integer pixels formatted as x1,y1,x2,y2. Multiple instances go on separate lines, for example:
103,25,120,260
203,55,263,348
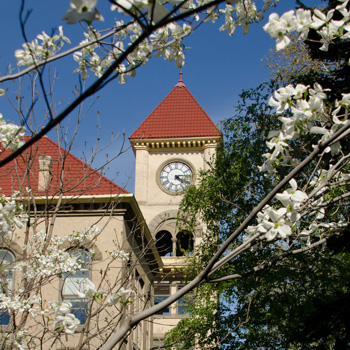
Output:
176,71,185,87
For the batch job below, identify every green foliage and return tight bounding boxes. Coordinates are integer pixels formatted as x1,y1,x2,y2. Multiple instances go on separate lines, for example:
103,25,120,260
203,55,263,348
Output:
168,77,350,348
164,284,220,349
228,232,350,349
167,3,350,347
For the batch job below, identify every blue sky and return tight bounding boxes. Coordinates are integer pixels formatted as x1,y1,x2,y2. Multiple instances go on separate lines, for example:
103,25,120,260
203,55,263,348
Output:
0,0,319,192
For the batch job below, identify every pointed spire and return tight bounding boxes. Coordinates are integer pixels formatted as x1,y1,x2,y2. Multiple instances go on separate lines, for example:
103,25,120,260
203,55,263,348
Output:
130,75,221,140
175,71,185,87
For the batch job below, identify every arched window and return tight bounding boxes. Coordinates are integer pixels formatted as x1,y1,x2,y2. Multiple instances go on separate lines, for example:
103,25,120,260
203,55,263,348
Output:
155,231,173,257
0,249,15,326
62,249,91,324
176,231,194,257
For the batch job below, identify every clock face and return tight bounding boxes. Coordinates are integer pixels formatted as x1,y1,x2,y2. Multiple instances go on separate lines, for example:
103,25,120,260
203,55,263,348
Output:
160,161,193,193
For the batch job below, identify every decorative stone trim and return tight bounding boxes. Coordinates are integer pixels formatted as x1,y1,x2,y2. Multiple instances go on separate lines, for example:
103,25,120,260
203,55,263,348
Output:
132,137,221,151
148,210,203,237
148,210,179,235
59,240,103,261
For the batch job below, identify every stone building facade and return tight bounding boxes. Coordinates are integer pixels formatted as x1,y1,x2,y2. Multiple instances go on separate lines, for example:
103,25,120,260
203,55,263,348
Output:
0,74,221,349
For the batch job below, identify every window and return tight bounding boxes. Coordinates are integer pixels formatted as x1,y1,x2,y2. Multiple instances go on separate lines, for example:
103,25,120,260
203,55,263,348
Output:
62,249,91,324
177,295,193,315
177,285,193,315
154,285,170,315
0,249,15,326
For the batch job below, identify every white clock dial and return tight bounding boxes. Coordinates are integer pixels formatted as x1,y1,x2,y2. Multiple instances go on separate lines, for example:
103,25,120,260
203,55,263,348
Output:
160,161,193,193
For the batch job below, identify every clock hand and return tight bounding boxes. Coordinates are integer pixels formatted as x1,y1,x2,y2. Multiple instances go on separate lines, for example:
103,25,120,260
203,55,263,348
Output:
175,175,183,182
175,174,191,183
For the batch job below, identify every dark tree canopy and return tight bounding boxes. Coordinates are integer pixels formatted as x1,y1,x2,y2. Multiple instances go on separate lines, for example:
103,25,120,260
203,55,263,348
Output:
165,1,350,346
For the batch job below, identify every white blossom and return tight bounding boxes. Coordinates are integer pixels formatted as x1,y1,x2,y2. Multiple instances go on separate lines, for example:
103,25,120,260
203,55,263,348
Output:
258,207,292,241
0,114,25,151
263,11,295,51
76,279,98,299
0,193,28,237
106,287,135,306
15,28,71,66
310,9,334,30
53,302,80,334
275,179,308,221
62,0,104,24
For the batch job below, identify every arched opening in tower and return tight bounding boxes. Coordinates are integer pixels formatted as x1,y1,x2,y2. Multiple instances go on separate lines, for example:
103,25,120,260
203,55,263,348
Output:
155,230,173,256
176,231,194,256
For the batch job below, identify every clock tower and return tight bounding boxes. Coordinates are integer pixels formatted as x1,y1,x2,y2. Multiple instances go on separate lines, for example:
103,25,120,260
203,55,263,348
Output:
129,74,221,344
130,73,221,228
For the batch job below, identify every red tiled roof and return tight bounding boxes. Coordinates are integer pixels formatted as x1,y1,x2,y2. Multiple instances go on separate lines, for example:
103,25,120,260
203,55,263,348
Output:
0,136,128,197
129,75,221,140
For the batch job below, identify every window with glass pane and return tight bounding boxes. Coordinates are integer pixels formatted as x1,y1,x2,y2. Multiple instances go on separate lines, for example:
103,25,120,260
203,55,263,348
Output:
62,250,90,324
69,298,89,324
177,295,193,315
154,284,170,315
177,285,193,315
0,249,14,326
154,296,170,315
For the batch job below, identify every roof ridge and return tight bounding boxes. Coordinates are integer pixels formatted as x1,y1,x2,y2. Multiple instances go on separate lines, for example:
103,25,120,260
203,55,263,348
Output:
0,136,128,196
42,137,125,192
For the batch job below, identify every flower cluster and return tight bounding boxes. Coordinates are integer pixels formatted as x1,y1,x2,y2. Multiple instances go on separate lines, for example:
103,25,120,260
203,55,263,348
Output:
3,219,136,339
243,2,350,246
73,278,135,306
15,26,70,67
106,249,130,261
59,0,279,81
219,0,264,36
259,83,350,175
12,0,281,82
19,247,84,280
71,20,190,82
0,114,25,151
246,81,350,242
264,1,350,51
247,179,308,241
0,328,28,350
0,293,41,319
67,224,102,243
0,193,28,237
17,228,100,280
52,301,80,334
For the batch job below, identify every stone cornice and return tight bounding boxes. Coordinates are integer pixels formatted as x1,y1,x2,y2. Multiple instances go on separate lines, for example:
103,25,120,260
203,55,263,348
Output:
130,136,222,152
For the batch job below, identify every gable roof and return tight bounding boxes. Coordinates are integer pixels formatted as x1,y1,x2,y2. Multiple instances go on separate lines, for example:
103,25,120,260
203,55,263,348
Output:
0,136,128,197
129,74,221,140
